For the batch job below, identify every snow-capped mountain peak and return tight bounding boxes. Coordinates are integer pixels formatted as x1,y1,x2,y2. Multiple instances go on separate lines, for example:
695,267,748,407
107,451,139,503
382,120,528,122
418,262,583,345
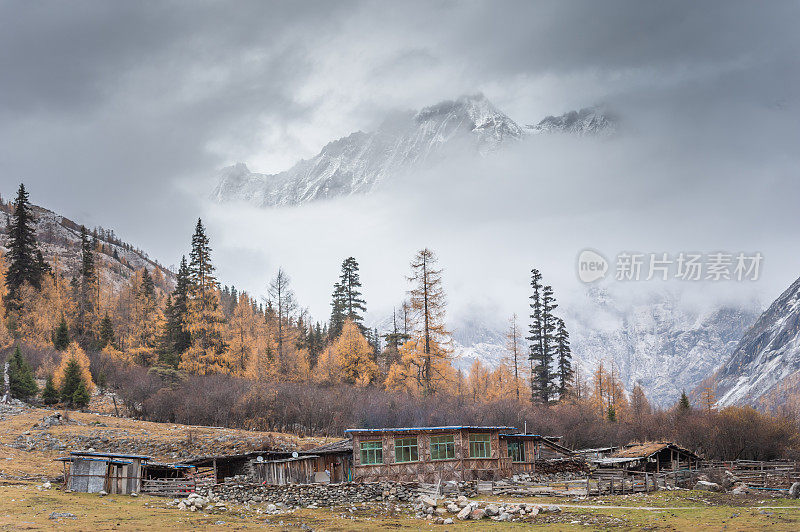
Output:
211,95,612,208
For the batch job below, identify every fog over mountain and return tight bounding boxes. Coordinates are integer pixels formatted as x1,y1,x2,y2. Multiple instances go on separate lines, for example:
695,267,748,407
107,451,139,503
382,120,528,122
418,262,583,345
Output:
2,2,800,405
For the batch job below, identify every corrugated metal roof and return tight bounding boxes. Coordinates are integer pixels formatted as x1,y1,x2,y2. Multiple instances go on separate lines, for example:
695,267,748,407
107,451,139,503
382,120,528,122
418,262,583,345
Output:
69,451,151,460
345,425,517,433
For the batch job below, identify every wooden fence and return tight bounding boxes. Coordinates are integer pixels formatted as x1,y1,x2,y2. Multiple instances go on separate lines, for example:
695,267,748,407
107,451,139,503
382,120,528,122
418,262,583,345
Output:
140,478,196,497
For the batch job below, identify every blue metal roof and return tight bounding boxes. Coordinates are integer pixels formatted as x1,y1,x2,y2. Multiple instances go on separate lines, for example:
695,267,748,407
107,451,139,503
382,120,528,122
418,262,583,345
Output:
499,433,542,438
345,425,517,433
69,451,151,460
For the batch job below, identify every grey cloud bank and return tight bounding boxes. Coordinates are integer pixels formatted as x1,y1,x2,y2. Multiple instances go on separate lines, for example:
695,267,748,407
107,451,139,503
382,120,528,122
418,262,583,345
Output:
0,1,798,323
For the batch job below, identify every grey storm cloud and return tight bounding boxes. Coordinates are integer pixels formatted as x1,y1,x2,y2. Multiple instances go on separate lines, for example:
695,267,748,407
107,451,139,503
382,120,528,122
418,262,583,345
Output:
0,0,798,321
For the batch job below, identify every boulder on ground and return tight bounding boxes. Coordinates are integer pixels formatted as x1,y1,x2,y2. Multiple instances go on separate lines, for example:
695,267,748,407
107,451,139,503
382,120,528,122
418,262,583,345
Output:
694,480,721,492
446,503,460,513
419,495,437,508
456,506,471,520
484,504,499,516
469,508,486,520
789,482,800,499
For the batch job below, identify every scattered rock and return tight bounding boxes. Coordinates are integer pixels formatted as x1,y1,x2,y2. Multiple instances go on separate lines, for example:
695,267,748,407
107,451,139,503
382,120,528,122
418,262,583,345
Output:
456,506,471,520
694,480,722,492
469,508,486,520
790,482,800,499
49,512,76,520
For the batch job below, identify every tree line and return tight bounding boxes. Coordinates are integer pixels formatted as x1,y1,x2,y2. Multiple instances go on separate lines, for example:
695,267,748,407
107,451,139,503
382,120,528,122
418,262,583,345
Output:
1,182,798,461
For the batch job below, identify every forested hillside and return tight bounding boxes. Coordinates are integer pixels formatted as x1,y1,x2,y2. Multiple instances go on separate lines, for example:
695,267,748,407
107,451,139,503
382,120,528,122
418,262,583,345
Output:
1,183,797,460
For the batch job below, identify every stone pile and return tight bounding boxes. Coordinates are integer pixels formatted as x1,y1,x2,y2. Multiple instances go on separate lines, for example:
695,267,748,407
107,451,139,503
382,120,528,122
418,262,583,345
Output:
200,478,421,508
170,492,228,513
414,494,561,524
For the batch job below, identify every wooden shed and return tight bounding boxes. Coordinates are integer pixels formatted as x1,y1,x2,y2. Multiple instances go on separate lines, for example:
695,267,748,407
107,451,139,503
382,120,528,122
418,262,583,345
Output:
499,433,574,474
595,442,700,472
300,439,353,483
182,451,292,484
57,451,151,494
346,426,517,482
249,455,319,485
141,462,197,496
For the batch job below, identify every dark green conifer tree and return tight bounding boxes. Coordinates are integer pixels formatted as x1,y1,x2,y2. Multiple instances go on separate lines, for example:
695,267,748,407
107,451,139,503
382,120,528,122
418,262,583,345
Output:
528,269,559,404
53,317,70,350
72,380,91,408
8,346,38,400
4,184,43,312
41,375,60,405
99,314,114,349
555,317,574,401
678,390,691,413
76,225,97,344
60,358,85,405
329,282,346,339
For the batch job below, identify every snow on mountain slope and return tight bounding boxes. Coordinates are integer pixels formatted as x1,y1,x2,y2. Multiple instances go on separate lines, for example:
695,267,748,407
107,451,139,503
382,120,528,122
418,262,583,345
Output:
526,107,616,136
712,274,800,407
446,287,759,407
566,288,758,407
0,202,174,293
211,95,613,207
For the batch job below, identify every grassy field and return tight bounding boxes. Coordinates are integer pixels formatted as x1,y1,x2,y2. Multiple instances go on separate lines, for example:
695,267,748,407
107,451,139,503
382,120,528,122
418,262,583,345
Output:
3,403,800,530
2,480,800,531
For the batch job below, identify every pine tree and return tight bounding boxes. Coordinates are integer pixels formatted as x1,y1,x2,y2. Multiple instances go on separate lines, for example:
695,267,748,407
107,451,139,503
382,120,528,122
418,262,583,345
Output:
339,257,367,331
59,357,85,405
606,404,617,422
41,375,59,405
76,225,98,345
180,220,229,374
8,346,38,400
4,184,43,311
53,317,70,350
164,256,192,355
528,270,559,404
678,390,691,413
72,380,91,408
555,317,574,400
99,313,114,348
329,281,346,340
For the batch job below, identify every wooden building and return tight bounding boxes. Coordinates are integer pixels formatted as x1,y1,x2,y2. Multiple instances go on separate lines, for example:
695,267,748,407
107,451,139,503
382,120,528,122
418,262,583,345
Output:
141,462,197,496
499,433,574,474
182,451,292,484
300,439,354,483
57,451,151,494
249,455,319,485
594,442,700,472
346,426,518,482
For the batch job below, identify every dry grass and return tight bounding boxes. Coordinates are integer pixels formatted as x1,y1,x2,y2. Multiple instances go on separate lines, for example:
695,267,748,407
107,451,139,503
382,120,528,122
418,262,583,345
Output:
0,402,330,481
2,481,800,531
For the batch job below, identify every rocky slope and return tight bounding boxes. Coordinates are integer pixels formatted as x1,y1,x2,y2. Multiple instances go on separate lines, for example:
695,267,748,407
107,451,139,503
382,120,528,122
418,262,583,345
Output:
211,95,613,207
0,202,174,292
711,274,800,407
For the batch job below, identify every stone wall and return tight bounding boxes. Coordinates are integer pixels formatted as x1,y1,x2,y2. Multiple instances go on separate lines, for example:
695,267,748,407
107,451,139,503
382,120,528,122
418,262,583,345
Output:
199,477,479,508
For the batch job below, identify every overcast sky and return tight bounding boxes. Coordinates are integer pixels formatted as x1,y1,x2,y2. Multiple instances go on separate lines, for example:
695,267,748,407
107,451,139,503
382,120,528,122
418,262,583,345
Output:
1,1,799,323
